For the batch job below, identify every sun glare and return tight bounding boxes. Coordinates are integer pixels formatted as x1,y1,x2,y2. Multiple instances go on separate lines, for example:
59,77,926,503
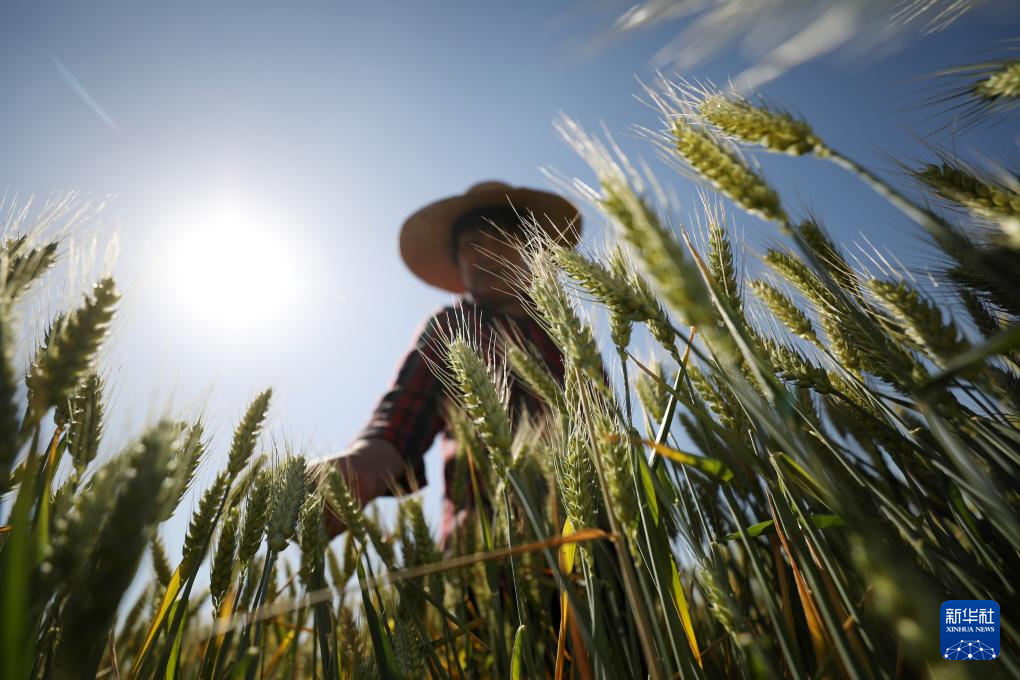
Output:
162,198,304,335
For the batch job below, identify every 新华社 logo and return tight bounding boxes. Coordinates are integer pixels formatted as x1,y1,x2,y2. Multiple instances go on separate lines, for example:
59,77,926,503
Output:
940,600,999,660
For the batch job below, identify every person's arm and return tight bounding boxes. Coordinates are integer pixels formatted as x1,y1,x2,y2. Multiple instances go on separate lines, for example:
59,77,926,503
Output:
311,306,457,538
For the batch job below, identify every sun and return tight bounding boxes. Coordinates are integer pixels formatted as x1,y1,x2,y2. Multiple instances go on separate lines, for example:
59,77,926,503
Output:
162,197,304,334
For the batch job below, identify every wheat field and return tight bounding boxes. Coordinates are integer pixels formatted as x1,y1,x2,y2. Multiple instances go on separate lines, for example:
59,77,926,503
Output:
1,61,1018,679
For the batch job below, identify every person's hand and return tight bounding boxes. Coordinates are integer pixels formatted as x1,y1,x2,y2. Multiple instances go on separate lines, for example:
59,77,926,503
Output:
306,437,407,539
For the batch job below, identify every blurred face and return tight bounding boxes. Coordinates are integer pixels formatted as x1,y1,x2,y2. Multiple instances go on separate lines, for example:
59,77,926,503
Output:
454,225,529,312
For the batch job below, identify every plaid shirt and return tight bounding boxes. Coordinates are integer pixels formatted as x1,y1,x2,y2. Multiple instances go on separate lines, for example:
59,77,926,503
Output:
358,296,565,541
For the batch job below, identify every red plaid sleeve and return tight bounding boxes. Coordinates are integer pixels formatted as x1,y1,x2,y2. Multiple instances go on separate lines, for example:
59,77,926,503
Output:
357,306,458,491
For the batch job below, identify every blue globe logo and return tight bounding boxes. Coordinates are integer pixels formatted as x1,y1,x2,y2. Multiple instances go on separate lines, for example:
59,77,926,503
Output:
944,640,997,660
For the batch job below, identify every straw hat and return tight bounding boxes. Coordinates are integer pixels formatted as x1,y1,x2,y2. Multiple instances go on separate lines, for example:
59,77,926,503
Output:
399,181,583,293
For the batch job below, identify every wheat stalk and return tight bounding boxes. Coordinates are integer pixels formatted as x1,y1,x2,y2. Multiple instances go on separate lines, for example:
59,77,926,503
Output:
162,420,206,521
506,345,566,414
210,506,240,609
299,494,327,589
555,417,600,538
227,389,272,476
699,91,825,156
267,456,307,553
325,468,368,550
151,535,172,589
706,218,743,315
757,335,833,394
868,278,969,365
642,79,789,225
750,280,819,345
526,249,606,386
670,118,787,224
65,372,104,475
974,58,1020,103
237,470,272,566
182,471,230,576
592,414,640,544
26,277,119,418
553,116,719,340
914,160,1020,244
2,239,58,306
446,337,513,476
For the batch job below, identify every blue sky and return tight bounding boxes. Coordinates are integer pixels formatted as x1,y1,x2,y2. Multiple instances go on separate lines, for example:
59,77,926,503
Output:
2,1,1017,552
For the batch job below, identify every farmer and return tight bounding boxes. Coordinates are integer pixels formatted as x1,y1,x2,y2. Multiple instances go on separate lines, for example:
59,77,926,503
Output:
315,181,582,545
